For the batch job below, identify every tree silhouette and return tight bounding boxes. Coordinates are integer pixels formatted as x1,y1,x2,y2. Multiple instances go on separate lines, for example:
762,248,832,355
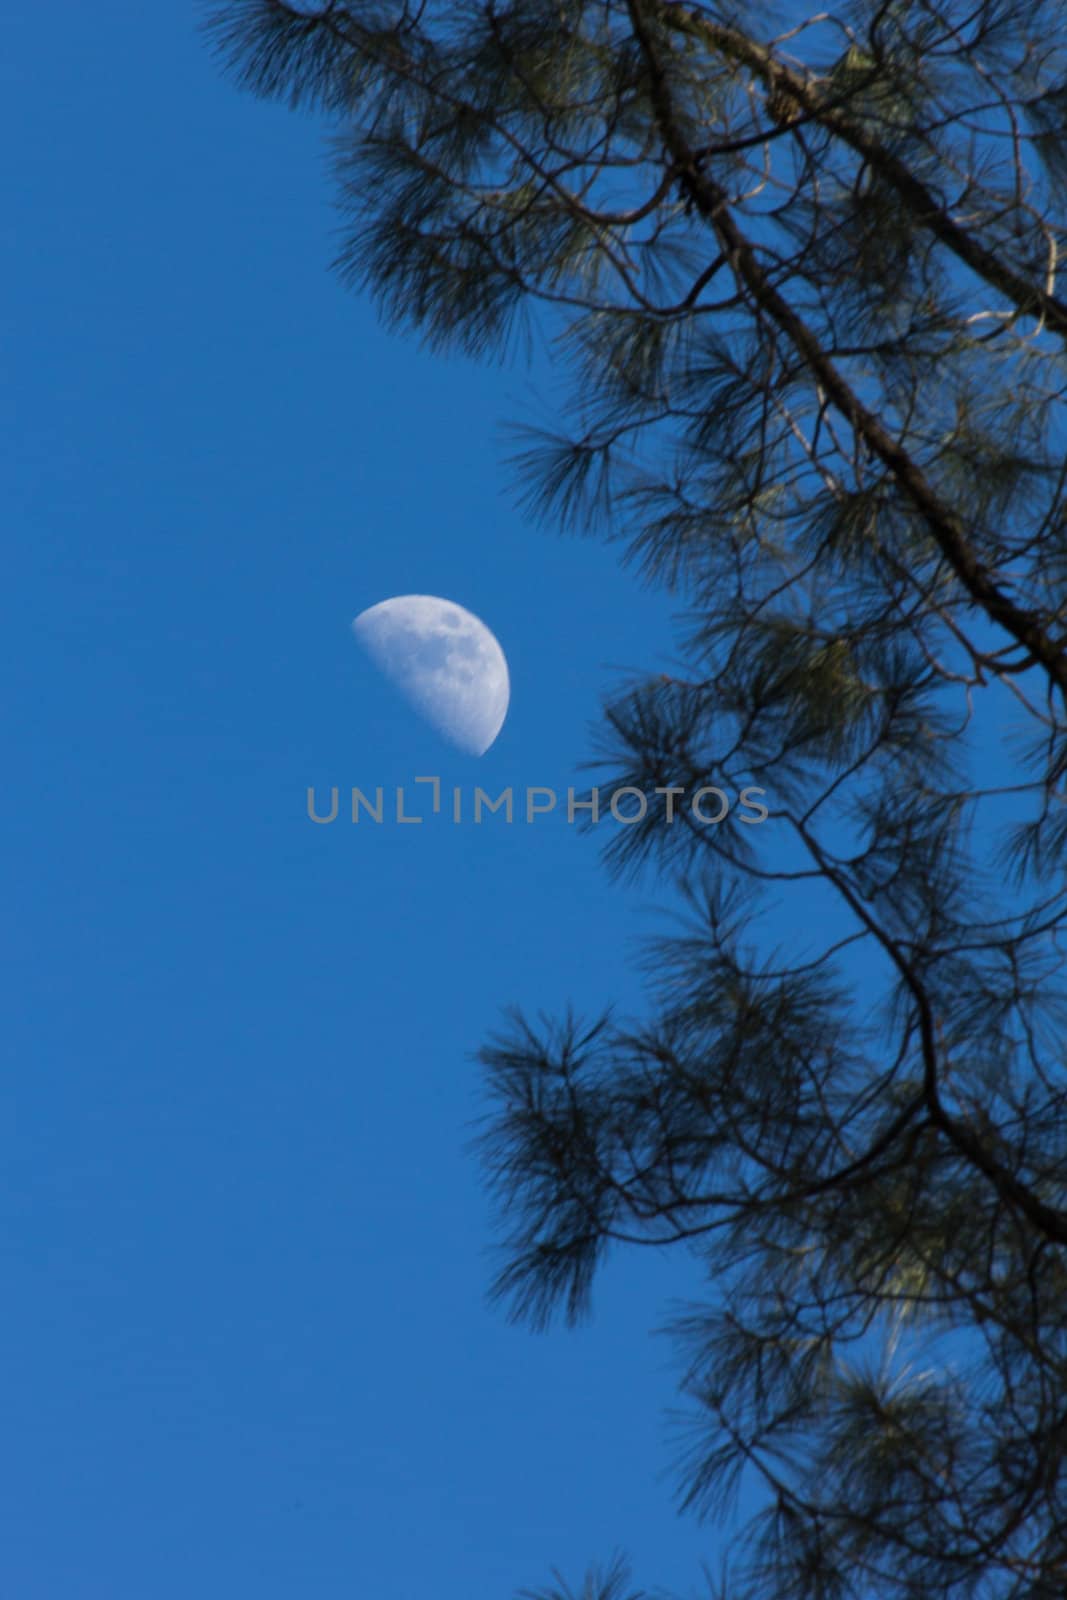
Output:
209,3,1067,1593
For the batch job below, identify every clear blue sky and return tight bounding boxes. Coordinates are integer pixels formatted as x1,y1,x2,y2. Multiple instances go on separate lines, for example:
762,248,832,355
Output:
2,5,736,1595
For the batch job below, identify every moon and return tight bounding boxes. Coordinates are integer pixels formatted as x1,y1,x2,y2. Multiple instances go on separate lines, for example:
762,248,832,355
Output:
351,595,510,755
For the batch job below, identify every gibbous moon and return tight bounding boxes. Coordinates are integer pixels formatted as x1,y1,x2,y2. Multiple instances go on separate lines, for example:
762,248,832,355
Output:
351,595,510,755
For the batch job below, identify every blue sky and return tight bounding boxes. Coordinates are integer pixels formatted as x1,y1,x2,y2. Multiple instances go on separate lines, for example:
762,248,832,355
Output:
1,5,744,1596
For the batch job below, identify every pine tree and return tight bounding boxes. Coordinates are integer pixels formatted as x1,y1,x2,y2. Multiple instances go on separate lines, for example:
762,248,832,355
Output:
208,4,1067,1594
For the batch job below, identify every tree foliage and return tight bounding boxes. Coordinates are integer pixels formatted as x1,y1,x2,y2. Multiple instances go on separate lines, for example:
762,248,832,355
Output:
208,2,1067,1594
